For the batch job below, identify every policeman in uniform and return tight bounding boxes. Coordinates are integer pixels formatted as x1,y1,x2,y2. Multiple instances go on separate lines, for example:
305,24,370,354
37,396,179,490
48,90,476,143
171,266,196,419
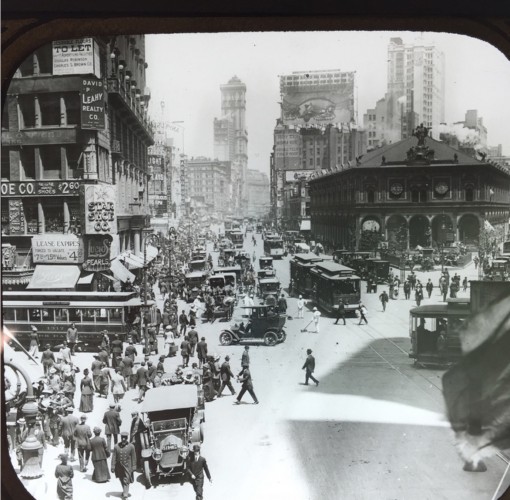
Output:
111,431,136,500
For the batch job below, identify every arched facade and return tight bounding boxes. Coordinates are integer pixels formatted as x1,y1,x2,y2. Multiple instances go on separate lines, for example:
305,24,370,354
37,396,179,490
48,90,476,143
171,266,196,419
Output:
409,215,431,248
458,214,480,245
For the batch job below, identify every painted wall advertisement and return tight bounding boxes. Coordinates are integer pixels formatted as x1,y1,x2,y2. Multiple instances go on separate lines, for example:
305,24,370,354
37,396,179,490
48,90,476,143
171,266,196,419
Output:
81,184,117,235
8,199,25,235
81,77,105,130
53,38,101,78
82,234,112,271
281,82,354,127
32,234,85,264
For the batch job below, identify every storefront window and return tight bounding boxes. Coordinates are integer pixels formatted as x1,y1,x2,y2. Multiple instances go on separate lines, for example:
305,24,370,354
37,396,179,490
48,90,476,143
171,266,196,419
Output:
44,201,64,233
25,201,38,234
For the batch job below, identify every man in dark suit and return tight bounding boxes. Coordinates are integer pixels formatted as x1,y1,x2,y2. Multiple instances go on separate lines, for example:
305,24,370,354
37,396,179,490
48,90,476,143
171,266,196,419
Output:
135,361,149,403
334,299,346,325
235,367,259,405
302,348,319,386
196,337,208,368
110,334,124,369
129,411,146,471
237,345,250,377
187,443,212,500
180,336,191,368
97,346,110,367
103,403,122,452
73,414,92,472
188,327,199,357
218,355,236,397
111,432,136,500
59,408,79,462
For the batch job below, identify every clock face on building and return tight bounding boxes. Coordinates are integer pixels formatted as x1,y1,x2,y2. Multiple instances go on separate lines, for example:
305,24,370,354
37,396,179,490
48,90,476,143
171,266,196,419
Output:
390,182,404,196
435,181,449,195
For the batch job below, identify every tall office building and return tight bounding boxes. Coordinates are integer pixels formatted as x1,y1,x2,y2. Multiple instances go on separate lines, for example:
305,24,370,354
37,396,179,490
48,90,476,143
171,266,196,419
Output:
386,37,445,142
219,76,248,214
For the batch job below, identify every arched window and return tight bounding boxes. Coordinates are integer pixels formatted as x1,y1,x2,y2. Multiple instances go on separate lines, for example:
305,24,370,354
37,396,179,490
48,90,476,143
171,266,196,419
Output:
411,189,419,203
466,187,474,202
367,190,375,203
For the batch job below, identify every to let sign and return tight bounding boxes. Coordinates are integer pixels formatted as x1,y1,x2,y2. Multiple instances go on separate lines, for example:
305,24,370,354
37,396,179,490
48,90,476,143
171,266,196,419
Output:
81,77,105,130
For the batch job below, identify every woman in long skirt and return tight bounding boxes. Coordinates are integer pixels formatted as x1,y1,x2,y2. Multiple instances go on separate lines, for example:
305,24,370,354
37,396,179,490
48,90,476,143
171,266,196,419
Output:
55,453,74,500
110,367,126,404
28,326,40,358
79,368,94,413
90,427,111,483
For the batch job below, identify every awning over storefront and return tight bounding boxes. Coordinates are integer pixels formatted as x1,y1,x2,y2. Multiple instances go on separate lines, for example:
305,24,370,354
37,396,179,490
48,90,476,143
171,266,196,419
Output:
300,220,311,231
117,251,145,269
110,259,136,283
77,273,95,285
146,245,159,262
27,265,81,290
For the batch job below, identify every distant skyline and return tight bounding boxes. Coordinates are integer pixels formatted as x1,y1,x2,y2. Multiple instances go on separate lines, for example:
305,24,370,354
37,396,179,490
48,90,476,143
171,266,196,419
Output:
145,31,510,174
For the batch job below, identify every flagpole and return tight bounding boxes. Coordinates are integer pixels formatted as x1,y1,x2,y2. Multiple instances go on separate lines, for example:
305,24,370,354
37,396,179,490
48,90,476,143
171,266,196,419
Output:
490,458,510,500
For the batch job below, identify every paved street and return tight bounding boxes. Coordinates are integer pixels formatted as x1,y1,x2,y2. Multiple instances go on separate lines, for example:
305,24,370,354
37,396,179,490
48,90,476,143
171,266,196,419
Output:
10,233,509,500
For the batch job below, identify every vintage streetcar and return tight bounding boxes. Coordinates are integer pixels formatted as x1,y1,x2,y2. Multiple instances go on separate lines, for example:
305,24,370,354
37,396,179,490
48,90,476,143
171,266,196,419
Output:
309,261,361,314
2,290,147,351
289,253,331,298
263,235,285,259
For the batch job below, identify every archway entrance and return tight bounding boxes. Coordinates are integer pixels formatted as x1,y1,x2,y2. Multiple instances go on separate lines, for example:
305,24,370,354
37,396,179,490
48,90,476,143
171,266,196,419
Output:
458,214,480,245
409,215,431,248
386,214,407,251
431,215,453,246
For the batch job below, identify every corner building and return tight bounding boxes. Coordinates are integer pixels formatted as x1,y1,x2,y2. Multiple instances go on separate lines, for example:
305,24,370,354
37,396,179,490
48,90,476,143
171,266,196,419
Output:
1,35,154,291
309,137,510,250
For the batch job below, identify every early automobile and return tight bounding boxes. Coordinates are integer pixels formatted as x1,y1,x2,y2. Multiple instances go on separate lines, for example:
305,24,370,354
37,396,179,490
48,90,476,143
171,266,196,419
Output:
219,305,286,346
257,276,281,301
140,385,204,486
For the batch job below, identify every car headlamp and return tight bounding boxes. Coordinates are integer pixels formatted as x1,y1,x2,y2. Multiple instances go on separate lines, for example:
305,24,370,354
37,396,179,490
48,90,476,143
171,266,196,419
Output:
152,448,162,461
179,446,189,458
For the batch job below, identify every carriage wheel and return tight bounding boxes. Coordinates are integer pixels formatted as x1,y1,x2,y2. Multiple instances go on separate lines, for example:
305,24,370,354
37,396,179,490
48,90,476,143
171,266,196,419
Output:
144,460,153,488
219,331,233,346
263,331,277,346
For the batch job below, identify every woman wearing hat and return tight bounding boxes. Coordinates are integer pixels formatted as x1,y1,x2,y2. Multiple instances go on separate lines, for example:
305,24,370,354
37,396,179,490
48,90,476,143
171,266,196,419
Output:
55,453,74,500
28,325,40,359
79,368,94,413
41,344,56,375
90,427,110,483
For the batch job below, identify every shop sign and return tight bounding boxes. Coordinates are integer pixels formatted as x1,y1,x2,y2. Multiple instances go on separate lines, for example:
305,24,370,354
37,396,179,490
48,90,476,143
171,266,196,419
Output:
81,184,117,235
53,38,101,78
81,77,105,129
2,245,17,270
32,234,85,264
1,181,81,197
82,257,110,271
85,234,112,259
8,199,25,235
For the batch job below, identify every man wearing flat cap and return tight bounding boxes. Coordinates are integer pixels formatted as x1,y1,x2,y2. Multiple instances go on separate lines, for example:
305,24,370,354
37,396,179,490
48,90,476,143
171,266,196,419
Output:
111,432,136,499
129,410,146,470
103,403,122,453
187,443,212,500
218,355,236,397
74,414,92,472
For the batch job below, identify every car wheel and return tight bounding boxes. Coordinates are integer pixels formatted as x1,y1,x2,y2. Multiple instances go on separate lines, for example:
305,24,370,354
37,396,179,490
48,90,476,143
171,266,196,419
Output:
278,331,287,343
264,331,277,346
144,460,153,488
219,331,233,346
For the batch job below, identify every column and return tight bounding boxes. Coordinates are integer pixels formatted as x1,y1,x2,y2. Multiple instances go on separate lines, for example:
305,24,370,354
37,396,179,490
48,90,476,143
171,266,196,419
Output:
34,96,41,128
63,200,70,234
134,231,141,256
37,202,44,234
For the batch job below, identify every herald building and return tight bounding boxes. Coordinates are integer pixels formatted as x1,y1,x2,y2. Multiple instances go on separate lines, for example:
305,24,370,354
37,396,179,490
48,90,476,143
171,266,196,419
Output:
1,35,155,291
308,136,510,250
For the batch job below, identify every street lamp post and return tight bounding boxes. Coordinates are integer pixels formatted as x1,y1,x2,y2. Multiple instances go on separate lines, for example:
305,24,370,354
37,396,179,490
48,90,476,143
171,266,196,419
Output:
142,233,161,352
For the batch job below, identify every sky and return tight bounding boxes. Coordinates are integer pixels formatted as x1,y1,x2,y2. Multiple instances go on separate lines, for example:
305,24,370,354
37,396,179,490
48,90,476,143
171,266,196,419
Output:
145,31,510,175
